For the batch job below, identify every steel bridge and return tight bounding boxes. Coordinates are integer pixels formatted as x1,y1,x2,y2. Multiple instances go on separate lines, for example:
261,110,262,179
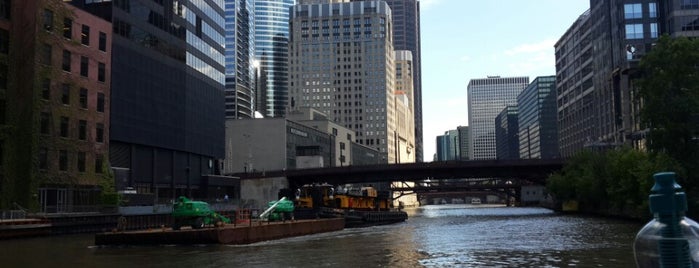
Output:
233,159,564,203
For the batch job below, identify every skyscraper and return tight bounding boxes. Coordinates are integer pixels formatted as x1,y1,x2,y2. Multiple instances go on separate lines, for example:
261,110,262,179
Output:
588,0,658,149
394,50,415,163
71,0,227,199
253,0,295,117
495,106,519,160
225,0,256,119
467,76,528,160
288,0,397,163
555,10,594,158
517,76,558,159
374,0,422,162
457,126,470,160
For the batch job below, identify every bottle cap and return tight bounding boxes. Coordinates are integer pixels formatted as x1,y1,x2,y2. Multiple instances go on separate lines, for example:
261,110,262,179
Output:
649,172,687,215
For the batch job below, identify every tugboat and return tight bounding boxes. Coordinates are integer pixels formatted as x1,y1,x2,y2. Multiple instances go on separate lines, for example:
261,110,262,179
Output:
280,184,407,228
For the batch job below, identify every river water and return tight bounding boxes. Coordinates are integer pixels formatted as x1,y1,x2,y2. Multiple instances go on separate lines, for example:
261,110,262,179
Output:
0,205,643,267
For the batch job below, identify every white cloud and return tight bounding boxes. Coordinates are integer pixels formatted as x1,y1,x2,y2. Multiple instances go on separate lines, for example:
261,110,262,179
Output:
460,55,471,62
504,38,557,56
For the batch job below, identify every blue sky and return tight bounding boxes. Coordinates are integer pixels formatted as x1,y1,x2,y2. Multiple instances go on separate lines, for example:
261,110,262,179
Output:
419,0,590,160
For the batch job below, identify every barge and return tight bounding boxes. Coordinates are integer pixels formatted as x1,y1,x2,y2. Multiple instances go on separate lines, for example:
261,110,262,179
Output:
95,218,344,245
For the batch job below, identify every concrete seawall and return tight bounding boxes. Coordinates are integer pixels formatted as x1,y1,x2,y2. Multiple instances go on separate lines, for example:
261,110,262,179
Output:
95,218,345,245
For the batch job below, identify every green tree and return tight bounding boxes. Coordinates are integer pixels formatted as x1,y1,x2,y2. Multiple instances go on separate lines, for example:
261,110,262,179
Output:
636,35,699,190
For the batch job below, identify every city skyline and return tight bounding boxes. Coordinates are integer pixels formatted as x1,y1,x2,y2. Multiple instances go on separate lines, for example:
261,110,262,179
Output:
420,0,589,160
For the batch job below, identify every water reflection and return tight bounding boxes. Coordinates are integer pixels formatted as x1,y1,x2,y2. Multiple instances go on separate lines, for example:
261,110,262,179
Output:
0,205,642,267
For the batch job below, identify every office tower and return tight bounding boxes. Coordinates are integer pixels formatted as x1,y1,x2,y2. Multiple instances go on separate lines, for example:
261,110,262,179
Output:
588,0,658,150
288,1,397,163
435,129,458,161
71,0,226,199
226,0,256,119
495,106,519,160
253,0,295,117
372,0,422,162
555,10,594,158
467,76,528,160
518,76,558,159
457,126,469,160
394,50,415,163
0,1,111,211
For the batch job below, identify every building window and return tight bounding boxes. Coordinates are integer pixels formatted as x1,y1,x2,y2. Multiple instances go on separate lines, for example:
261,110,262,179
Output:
62,83,70,105
59,150,68,171
98,62,105,82
80,56,88,77
650,23,658,38
41,44,52,65
79,120,86,140
81,25,90,45
625,24,644,39
62,50,71,72
42,79,50,100
41,112,50,134
96,123,104,143
624,4,643,19
43,9,53,31
682,0,699,9
77,151,86,172
0,28,8,54
39,148,48,170
97,92,105,112
649,3,657,18
95,154,103,173
99,32,106,52
60,116,69,137
63,18,72,39
79,88,87,109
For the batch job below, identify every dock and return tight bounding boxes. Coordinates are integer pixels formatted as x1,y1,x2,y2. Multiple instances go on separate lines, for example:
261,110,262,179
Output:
95,218,345,245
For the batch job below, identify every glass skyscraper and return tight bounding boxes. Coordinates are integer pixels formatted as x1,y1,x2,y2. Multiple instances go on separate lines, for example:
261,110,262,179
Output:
225,0,256,119
517,76,558,159
71,0,226,199
467,76,528,160
254,0,295,117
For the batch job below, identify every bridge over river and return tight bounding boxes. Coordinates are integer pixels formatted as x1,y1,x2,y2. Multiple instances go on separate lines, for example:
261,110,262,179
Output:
231,159,565,205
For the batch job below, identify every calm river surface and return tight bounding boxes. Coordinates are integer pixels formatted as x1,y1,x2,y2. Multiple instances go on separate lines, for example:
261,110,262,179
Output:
0,205,642,267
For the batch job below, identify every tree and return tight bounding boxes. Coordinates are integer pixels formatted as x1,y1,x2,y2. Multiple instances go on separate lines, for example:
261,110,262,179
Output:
636,35,699,190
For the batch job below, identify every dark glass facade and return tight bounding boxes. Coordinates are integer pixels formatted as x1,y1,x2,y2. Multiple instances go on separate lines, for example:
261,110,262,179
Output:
495,106,519,160
72,0,226,200
517,76,558,159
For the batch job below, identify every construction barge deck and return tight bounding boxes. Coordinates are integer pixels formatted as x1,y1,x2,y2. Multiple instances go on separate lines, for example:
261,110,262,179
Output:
94,218,344,246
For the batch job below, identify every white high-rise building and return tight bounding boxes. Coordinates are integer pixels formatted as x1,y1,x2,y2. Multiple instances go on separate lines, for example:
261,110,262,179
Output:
288,1,397,163
467,76,529,160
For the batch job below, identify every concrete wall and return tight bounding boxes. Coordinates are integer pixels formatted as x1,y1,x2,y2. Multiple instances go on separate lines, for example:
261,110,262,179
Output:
521,185,546,204
240,177,288,209
224,119,287,174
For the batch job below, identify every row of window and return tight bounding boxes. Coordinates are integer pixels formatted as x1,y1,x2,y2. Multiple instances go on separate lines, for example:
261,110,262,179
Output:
41,79,106,112
44,9,108,52
40,114,105,143
40,44,107,82
39,148,104,174
625,23,658,39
